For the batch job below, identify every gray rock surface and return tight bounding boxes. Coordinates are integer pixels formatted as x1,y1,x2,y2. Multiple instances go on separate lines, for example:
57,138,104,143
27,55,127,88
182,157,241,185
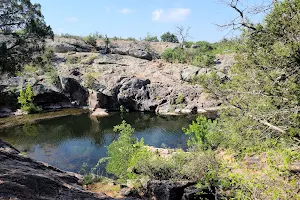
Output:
0,139,109,200
47,37,93,53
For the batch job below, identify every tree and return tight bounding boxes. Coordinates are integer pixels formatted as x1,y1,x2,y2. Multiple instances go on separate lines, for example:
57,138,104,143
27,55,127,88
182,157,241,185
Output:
144,33,159,42
161,32,179,43
176,26,191,48
202,0,300,153
18,84,39,113
0,0,53,72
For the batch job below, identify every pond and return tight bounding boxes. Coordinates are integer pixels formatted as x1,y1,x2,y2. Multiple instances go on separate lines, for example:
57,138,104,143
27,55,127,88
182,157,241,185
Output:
0,111,195,175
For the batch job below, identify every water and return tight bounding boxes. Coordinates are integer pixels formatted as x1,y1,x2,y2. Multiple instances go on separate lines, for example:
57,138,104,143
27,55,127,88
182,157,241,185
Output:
0,112,195,175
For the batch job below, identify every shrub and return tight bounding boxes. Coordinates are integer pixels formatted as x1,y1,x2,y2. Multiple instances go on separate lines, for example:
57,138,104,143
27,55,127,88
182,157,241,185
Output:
183,41,194,48
106,121,145,179
144,33,159,42
84,35,97,47
161,32,179,43
18,85,40,113
175,92,185,104
161,48,187,63
183,116,219,150
66,55,81,64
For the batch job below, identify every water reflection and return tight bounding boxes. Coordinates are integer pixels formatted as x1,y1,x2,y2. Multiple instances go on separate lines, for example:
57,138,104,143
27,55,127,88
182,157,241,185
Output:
0,112,194,174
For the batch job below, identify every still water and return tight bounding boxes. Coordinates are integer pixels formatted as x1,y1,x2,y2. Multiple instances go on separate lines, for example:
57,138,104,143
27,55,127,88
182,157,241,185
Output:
0,112,195,174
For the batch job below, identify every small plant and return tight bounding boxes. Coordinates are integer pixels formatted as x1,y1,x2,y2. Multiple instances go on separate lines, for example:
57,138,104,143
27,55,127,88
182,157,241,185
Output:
86,73,96,88
66,55,81,64
120,105,129,113
18,85,40,113
176,92,185,104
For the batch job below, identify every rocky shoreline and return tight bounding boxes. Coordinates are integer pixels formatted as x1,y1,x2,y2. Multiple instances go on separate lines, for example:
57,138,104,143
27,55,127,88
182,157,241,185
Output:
0,139,214,200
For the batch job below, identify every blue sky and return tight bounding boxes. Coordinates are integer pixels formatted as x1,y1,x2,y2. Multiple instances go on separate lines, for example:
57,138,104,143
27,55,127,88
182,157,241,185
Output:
32,0,267,42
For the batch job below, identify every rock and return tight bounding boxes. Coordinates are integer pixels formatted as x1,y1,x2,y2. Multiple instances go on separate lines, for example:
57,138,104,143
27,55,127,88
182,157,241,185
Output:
110,45,153,61
47,36,93,53
91,108,109,117
191,44,200,49
88,89,109,111
182,185,215,200
60,77,89,106
0,139,107,200
107,77,157,111
145,180,196,200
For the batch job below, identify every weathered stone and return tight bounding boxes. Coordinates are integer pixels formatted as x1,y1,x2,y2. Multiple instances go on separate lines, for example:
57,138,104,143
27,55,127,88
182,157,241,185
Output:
0,139,106,200
91,108,109,117
145,180,196,200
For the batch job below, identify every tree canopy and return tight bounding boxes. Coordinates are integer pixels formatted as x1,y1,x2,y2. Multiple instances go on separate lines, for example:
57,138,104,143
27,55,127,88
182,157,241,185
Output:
160,32,179,43
0,0,53,72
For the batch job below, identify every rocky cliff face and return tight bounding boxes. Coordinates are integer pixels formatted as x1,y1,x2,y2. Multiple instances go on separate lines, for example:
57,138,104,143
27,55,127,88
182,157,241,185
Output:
0,36,234,117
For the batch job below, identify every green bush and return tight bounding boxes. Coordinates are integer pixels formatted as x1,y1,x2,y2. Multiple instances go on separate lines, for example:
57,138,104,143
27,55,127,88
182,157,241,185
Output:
161,48,187,63
183,116,219,150
84,35,97,47
106,121,145,179
161,32,179,43
18,85,40,113
183,41,194,48
66,55,81,64
144,33,159,42
175,92,185,104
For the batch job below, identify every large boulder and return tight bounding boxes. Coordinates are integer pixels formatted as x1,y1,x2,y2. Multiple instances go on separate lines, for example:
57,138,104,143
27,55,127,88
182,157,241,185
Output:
114,77,157,111
60,77,89,106
110,45,153,61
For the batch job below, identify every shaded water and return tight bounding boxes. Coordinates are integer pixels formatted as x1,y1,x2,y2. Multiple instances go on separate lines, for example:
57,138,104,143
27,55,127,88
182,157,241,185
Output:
0,112,195,175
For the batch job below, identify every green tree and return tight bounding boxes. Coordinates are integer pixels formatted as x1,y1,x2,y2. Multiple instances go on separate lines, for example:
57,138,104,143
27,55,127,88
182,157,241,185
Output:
18,85,39,113
106,121,145,179
144,33,159,42
202,0,300,153
0,0,53,72
161,32,179,43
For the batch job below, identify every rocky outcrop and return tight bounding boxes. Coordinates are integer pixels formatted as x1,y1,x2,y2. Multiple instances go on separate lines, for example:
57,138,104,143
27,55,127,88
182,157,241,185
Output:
145,180,215,200
47,36,93,53
0,139,109,200
0,74,89,115
110,46,153,61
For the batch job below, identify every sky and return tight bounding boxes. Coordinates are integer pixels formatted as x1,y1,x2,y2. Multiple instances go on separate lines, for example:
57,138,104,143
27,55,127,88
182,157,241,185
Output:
31,0,267,42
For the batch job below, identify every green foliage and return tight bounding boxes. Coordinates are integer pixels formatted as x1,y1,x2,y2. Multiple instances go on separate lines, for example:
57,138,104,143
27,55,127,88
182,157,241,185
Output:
183,116,218,150
160,32,179,43
66,55,81,64
0,0,53,72
120,105,129,113
106,121,144,179
175,92,184,104
183,41,194,48
161,47,216,67
84,35,97,47
127,37,136,41
18,85,40,113
161,48,187,63
144,33,159,42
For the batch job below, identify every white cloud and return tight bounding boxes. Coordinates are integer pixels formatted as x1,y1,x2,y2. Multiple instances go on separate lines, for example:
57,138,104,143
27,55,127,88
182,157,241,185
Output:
152,8,191,22
119,8,135,14
64,17,79,23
